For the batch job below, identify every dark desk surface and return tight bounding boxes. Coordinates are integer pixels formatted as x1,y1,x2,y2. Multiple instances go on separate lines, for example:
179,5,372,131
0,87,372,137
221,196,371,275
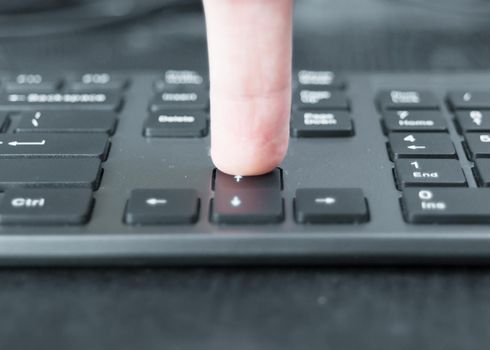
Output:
1,267,489,350
1,1,490,349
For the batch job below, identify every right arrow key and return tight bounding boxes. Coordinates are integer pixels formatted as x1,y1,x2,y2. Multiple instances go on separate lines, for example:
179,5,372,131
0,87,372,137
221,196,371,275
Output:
294,188,369,224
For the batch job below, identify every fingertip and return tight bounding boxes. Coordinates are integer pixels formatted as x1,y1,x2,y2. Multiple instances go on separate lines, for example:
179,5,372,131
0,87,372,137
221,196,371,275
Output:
211,133,289,176
209,88,291,176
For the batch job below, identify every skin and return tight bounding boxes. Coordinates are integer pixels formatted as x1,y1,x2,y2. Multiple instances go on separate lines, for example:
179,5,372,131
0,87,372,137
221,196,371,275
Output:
203,0,293,176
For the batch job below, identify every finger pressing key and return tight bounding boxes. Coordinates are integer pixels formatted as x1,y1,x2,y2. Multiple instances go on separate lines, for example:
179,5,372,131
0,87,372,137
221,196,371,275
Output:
203,0,293,176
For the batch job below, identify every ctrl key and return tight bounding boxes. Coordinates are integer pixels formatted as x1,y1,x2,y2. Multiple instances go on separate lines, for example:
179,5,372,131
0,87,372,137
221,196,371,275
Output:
0,189,94,225
401,188,490,224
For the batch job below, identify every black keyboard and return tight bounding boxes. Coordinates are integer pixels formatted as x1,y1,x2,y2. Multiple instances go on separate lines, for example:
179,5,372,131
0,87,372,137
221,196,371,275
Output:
3,70,490,265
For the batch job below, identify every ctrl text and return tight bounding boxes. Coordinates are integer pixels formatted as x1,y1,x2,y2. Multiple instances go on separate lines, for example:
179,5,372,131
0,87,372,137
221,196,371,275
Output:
11,197,45,208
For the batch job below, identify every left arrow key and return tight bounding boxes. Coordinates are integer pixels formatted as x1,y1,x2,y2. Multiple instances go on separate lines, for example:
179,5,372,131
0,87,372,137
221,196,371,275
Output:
125,189,200,225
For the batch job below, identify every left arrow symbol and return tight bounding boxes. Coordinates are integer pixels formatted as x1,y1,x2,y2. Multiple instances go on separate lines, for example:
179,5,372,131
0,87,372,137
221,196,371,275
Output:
407,145,426,150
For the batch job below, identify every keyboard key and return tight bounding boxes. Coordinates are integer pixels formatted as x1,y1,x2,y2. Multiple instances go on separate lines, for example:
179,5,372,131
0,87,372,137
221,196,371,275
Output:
377,90,439,110
388,133,456,159
14,111,117,135
295,70,345,89
125,189,199,225
211,189,283,224
474,159,490,187
0,188,93,225
448,91,490,110
291,111,354,137
0,158,102,189
154,70,207,92
211,171,283,224
294,188,369,224
382,110,447,133
144,111,208,138
0,92,122,111
149,90,208,111
455,110,490,133
294,89,349,110
213,169,282,191
0,134,109,159
67,73,128,91
464,133,490,159
394,159,466,187
4,73,60,92
401,188,490,224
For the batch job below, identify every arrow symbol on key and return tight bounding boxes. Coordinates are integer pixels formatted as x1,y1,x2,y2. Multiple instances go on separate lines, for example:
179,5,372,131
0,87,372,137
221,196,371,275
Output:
8,140,46,146
407,145,426,150
146,198,168,206
315,197,336,205
234,175,243,183
230,196,242,207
